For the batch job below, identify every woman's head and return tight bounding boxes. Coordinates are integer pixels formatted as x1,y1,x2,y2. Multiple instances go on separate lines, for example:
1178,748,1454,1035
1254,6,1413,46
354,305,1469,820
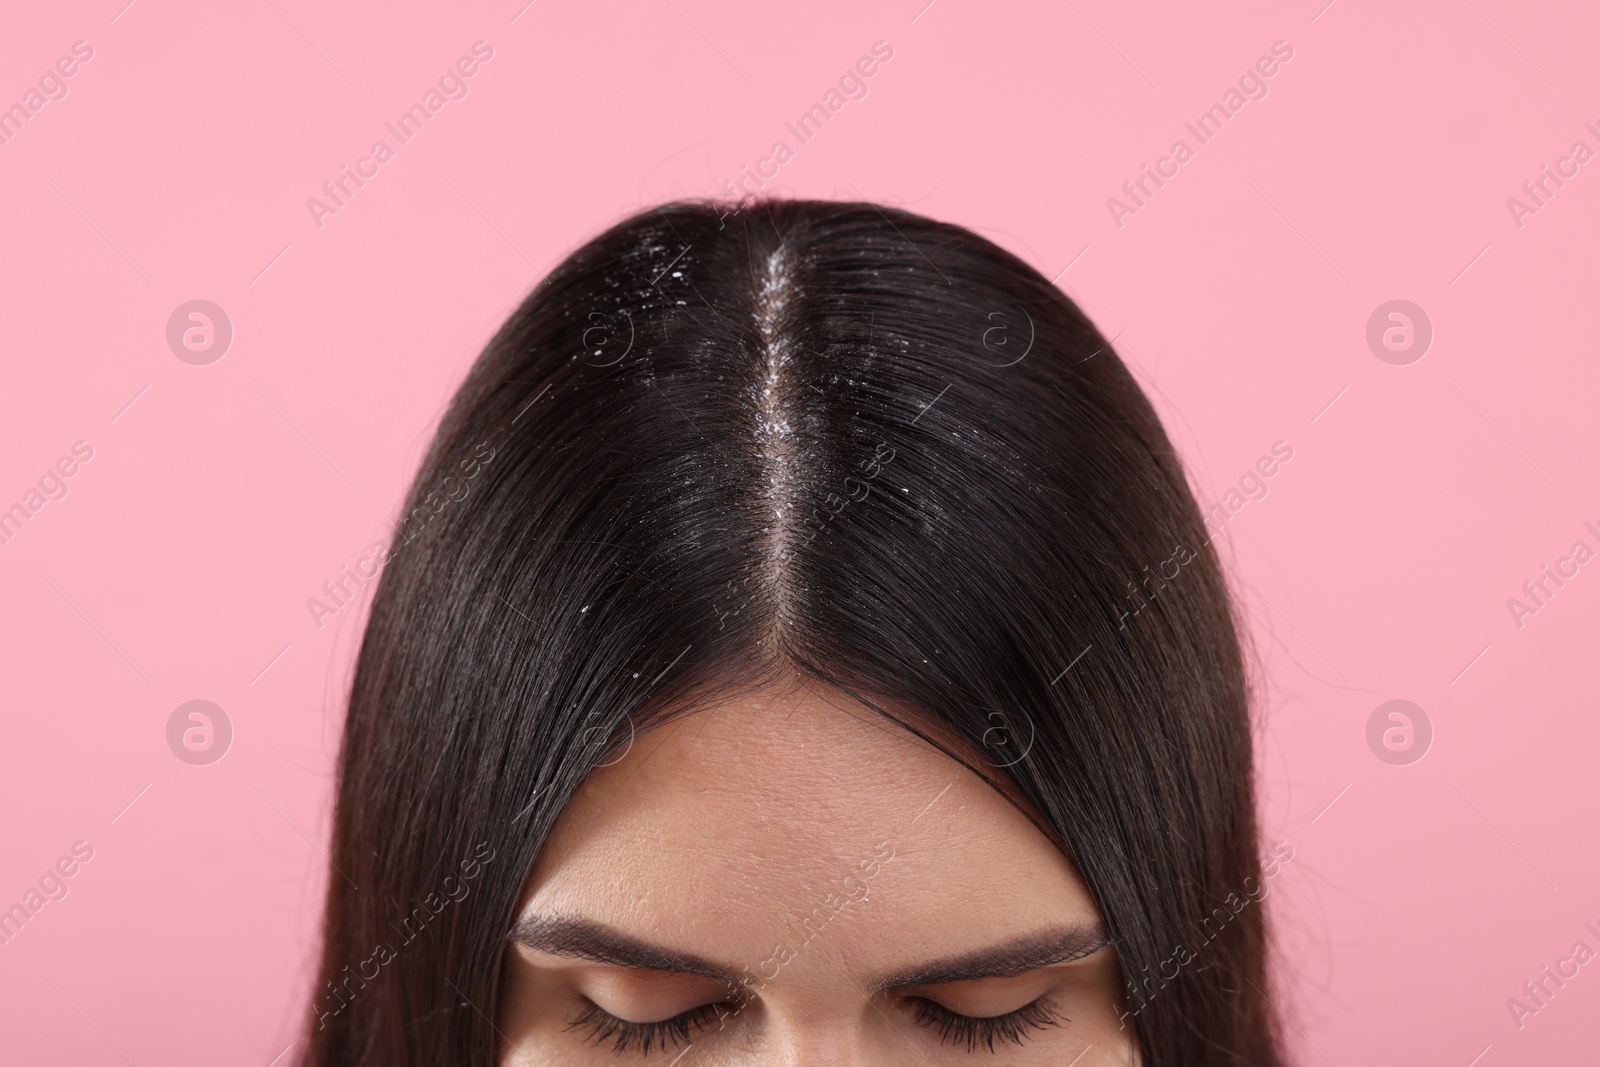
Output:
304,198,1285,1065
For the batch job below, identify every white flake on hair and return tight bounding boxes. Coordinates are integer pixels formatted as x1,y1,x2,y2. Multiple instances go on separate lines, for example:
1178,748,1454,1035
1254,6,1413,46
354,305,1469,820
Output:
752,244,798,625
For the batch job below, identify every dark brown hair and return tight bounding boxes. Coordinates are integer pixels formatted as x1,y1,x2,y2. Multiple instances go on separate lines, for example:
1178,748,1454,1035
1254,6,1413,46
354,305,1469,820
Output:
301,198,1286,1065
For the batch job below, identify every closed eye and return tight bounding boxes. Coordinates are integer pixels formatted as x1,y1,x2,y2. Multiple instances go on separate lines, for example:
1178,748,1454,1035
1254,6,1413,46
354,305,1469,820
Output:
566,996,740,1055
905,993,1065,1053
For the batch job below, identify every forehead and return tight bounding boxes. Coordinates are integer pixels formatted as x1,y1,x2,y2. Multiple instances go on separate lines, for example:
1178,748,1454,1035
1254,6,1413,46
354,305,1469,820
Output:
523,684,1098,970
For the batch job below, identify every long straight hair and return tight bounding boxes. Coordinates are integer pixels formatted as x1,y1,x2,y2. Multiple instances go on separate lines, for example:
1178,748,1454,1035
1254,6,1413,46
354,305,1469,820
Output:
301,198,1286,1065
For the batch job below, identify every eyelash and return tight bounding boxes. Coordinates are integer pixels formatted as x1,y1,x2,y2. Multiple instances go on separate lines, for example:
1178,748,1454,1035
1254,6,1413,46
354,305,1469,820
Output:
566,998,730,1055
569,992,1065,1056
909,994,1065,1053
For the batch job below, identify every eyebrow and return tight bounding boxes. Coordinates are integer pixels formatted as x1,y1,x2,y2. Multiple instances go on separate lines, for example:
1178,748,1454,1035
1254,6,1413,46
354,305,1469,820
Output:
510,915,737,985
508,915,1110,995
869,925,1110,993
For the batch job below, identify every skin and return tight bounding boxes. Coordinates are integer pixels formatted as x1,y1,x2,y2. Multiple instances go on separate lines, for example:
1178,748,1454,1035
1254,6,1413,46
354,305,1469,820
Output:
496,679,1142,1065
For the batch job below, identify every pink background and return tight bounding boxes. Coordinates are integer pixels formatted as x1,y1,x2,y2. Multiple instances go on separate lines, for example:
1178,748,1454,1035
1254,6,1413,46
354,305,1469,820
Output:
2,0,1597,1062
